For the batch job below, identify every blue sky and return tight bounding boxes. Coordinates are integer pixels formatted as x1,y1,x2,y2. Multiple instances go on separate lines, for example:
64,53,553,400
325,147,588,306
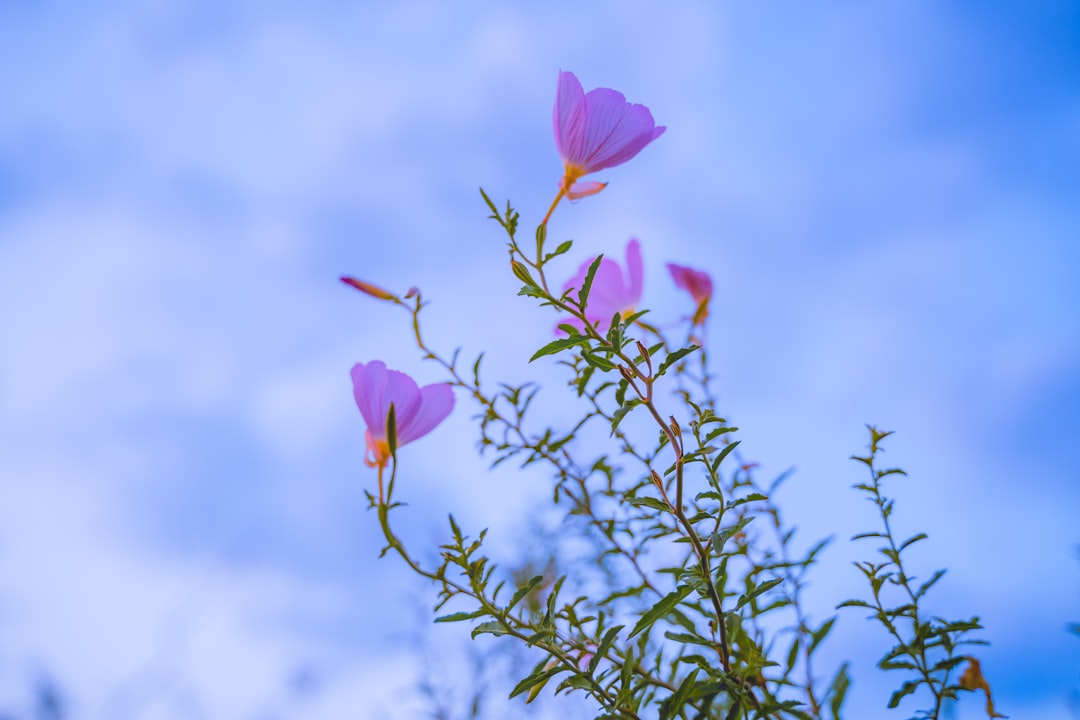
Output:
1,2,1078,718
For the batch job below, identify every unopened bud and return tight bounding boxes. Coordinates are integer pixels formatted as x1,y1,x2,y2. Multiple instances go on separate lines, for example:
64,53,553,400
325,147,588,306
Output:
635,340,652,372
341,276,396,301
511,260,537,287
404,286,420,299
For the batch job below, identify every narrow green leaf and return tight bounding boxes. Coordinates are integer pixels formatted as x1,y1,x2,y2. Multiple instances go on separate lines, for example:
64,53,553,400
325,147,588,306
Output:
627,496,670,513
576,365,595,396
578,254,604,309
809,616,836,652
734,576,783,612
713,515,754,549
710,440,741,475
655,345,698,378
471,620,508,639
785,638,800,674
629,585,693,639
827,662,850,720
554,673,593,695
509,664,563,701
726,492,767,510
588,625,624,674
530,335,588,362
472,352,484,386
658,668,699,720
915,569,946,599
899,532,928,551
610,399,640,433
508,575,544,612
887,679,920,708
546,239,573,262
434,610,485,623
704,425,738,442
582,350,615,371
541,576,565,631
664,631,713,647
518,284,546,298
479,185,498,216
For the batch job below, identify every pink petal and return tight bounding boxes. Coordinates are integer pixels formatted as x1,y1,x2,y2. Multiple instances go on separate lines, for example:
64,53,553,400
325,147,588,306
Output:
350,361,422,439
579,90,665,172
554,71,587,162
563,180,606,200
667,263,713,304
395,383,454,445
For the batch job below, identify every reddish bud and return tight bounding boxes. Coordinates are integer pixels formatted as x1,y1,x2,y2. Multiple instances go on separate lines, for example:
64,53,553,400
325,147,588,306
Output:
341,276,396,301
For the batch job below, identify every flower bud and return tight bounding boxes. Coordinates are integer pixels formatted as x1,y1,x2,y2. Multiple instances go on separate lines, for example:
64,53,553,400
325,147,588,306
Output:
511,260,538,287
341,276,396,301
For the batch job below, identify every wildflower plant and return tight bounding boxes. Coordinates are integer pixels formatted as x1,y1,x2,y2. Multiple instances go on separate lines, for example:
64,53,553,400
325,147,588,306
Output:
341,71,1003,719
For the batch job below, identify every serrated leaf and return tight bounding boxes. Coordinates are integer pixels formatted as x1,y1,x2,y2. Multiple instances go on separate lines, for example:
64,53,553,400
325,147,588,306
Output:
887,679,920,708
726,492,767,510
518,284,546,298
704,425,738,442
577,255,604,309
479,186,500,218
655,345,698,378
629,585,693,639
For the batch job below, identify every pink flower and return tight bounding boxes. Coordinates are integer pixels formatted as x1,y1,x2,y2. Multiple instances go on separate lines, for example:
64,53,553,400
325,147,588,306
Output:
667,263,713,324
560,239,644,334
543,71,665,223
350,361,454,470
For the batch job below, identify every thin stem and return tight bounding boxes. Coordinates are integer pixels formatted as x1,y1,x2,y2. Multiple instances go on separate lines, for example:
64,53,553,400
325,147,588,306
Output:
541,188,565,227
